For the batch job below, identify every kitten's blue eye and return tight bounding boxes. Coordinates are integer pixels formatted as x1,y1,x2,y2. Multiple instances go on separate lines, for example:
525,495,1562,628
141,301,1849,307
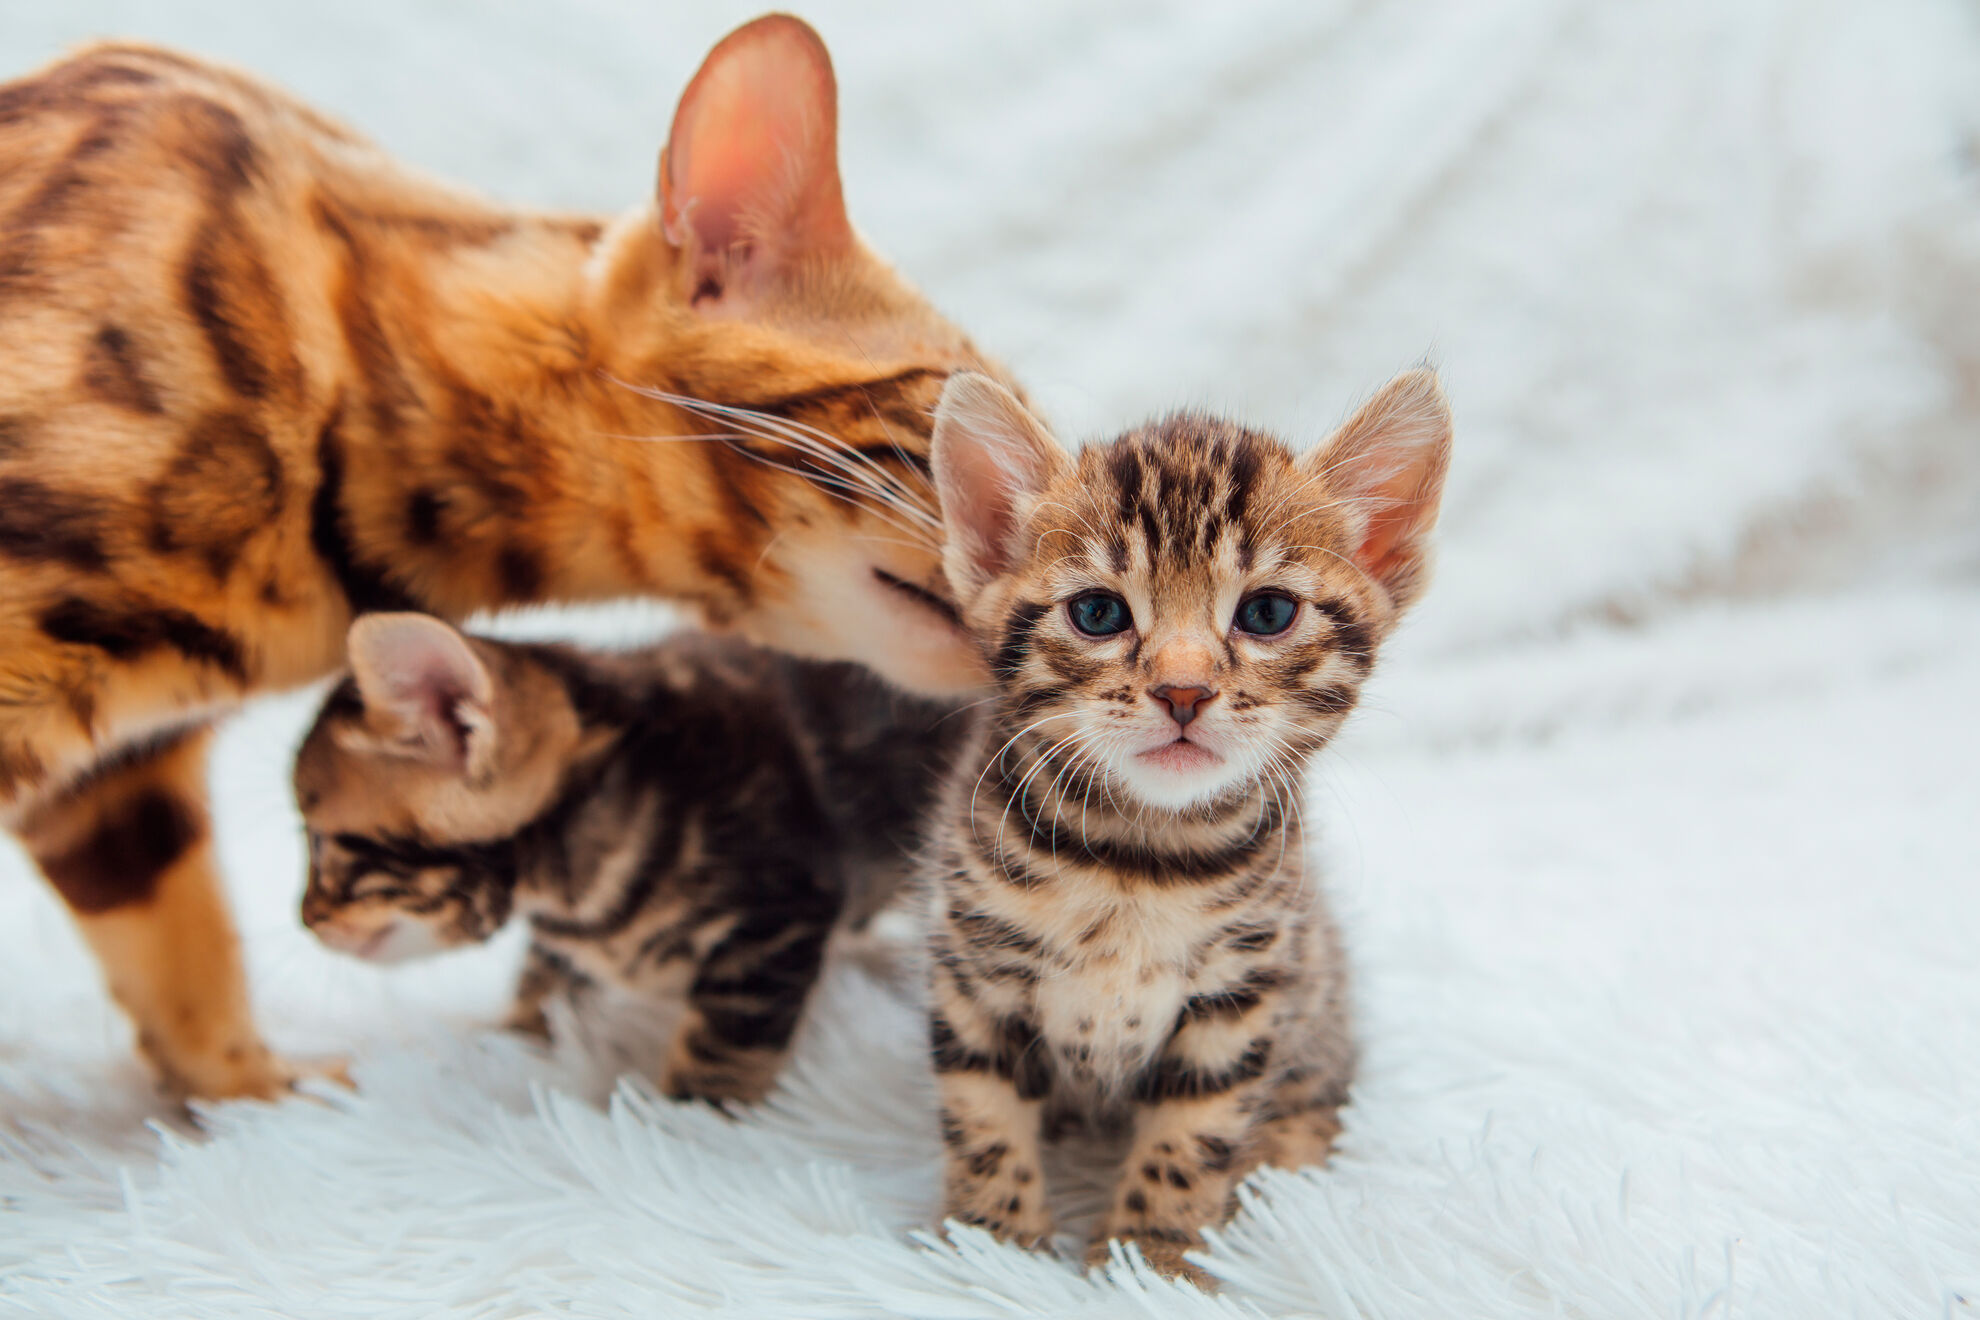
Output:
1235,593,1298,636
1068,592,1132,637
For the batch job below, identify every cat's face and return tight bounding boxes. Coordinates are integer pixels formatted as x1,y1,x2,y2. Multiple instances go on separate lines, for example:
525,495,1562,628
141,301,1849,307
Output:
293,618,579,962
930,372,1451,811
609,14,1013,696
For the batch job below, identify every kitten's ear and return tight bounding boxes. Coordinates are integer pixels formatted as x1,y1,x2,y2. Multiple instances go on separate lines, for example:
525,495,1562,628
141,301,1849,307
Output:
660,14,852,312
345,614,499,784
1304,368,1453,611
931,373,1067,600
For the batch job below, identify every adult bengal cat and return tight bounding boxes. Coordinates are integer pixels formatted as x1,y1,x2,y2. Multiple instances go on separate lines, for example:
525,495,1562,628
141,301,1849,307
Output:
0,15,1005,1100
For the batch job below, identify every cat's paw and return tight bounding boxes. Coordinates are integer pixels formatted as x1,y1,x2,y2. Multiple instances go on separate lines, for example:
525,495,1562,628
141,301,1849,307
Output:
658,1053,781,1107
157,1043,351,1103
1085,1232,1214,1289
503,1001,553,1041
941,1182,1054,1251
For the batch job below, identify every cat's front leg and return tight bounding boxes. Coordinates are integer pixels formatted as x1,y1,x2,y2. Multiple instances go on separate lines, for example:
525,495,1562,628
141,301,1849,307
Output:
660,898,834,1105
931,1001,1053,1247
1087,1015,1283,1286
20,725,341,1101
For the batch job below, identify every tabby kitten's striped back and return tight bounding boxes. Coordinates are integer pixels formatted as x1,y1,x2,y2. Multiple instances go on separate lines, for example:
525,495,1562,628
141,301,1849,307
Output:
293,614,963,1104
917,370,1453,1281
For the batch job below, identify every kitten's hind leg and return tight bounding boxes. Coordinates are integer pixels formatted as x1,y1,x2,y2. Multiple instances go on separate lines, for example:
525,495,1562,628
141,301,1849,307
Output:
506,941,589,1039
660,893,835,1105
19,726,333,1101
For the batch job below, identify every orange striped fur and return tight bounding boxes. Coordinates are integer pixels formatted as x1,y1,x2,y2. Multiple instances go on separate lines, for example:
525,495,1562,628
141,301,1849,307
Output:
0,16,1010,1099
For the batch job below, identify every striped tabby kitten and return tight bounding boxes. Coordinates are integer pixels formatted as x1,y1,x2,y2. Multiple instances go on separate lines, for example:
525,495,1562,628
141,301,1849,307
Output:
293,613,960,1104
920,370,1452,1280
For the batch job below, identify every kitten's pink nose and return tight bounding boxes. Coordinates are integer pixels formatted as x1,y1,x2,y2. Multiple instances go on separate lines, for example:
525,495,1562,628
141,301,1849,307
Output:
1151,685,1217,728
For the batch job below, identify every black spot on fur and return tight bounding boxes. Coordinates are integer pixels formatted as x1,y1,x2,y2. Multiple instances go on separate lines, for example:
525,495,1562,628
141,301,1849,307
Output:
1315,600,1373,668
404,488,443,544
82,324,164,414
172,97,261,198
992,600,1049,683
310,409,421,614
1136,1039,1273,1103
497,543,545,601
966,1142,1008,1177
39,787,202,914
0,478,110,570
39,595,247,680
183,223,271,400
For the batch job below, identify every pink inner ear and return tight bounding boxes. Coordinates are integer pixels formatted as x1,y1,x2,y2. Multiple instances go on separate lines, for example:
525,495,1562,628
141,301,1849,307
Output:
350,616,488,734
662,15,851,270
1355,473,1432,585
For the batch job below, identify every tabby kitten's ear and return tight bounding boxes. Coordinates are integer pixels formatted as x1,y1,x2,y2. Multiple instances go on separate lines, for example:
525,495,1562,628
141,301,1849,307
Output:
345,614,499,784
1304,367,1454,612
931,373,1068,601
661,14,853,312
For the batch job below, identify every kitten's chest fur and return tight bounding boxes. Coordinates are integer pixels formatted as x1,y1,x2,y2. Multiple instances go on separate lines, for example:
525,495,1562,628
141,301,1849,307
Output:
961,830,1304,1103
1033,885,1207,1087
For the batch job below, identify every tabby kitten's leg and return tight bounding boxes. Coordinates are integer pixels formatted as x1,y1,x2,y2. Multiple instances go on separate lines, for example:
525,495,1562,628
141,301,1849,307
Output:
660,894,835,1105
931,1002,1054,1247
1087,1018,1286,1284
18,727,310,1100
505,942,588,1040
1248,1099,1344,1178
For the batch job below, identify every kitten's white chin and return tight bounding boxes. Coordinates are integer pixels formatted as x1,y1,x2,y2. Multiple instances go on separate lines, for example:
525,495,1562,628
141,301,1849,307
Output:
1116,739,1247,811
318,919,450,965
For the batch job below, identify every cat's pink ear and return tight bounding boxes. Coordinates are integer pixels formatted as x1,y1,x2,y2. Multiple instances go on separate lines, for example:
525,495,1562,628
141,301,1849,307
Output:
1303,368,1453,611
660,14,853,311
931,373,1067,600
345,614,498,782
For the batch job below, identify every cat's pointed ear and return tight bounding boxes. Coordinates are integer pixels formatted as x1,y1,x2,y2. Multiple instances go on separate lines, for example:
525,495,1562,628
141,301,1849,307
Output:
1303,367,1453,611
931,373,1067,600
344,614,498,784
660,14,852,312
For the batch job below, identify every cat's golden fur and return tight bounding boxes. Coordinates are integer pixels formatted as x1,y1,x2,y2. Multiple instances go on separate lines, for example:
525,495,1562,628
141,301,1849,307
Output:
0,16,1007,1099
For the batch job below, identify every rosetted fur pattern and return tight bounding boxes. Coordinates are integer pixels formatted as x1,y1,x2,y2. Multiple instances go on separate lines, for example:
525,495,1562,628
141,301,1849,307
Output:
292,614,963,1104
918,369,1452,1281
0,18,1008,1099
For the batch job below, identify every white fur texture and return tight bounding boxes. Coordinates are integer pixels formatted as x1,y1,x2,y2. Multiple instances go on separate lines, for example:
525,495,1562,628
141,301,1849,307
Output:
4,1,1980,1316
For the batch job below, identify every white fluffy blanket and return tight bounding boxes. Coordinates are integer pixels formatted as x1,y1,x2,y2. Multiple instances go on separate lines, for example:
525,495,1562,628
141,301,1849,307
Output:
4,2,1979,1316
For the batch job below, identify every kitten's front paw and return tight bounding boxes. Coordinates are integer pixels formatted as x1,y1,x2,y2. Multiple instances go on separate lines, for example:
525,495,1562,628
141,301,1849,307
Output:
942,1184,1053,1250
658,1052,781,1107
1085,1232,1214,1289
503,1000,552,1041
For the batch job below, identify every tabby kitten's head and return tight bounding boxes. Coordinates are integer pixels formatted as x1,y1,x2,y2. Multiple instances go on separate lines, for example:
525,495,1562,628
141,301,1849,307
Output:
929,370,1452,810
293,615,587,962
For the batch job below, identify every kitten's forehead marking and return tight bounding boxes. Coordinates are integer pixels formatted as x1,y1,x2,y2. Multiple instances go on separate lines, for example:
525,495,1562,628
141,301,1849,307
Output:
1035,417,1314,603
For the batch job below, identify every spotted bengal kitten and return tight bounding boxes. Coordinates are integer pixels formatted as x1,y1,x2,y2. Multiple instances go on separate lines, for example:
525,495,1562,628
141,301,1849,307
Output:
918,369,1452,1281
0,16,1008,1099
292,613,961,1103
